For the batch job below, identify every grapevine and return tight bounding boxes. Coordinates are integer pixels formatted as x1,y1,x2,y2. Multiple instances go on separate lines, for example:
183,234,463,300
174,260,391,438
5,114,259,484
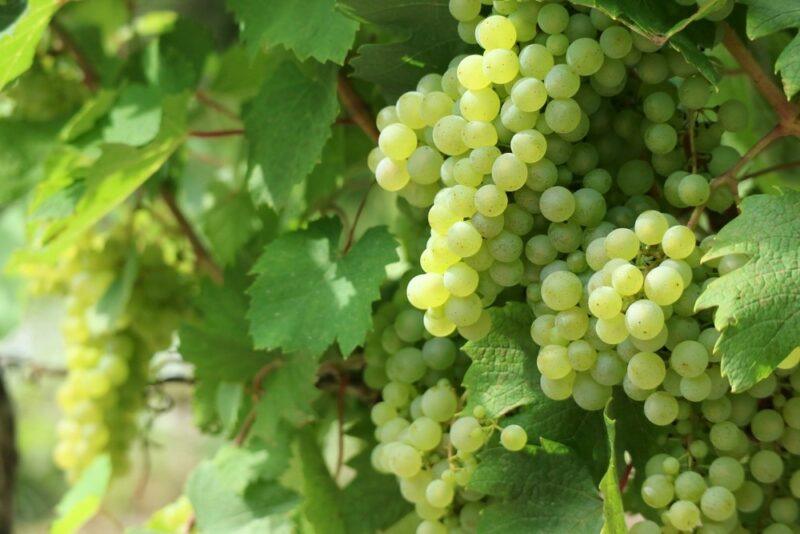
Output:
1,1,800,533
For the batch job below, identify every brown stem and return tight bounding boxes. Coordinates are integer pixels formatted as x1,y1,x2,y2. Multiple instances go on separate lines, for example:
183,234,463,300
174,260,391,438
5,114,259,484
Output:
740,160,800,180
0,354,67,377
233,360,283,446
0,372,16,534
188,129,245,138
337,72,379,142
688,125,788,228
51,20,99,91
722,23,798,124
334,372,347,480
619,462,633,492
194,91,240,122
161,187,224,284
342,184,374,254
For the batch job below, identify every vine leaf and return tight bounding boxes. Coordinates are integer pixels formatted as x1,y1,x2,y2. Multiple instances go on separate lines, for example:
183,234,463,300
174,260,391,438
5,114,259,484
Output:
248,217,398,357
243,60,339,209
0,0,61,90
461,303,540,418
468,441,604,534
51,455,111,534
573,0,719,83
600,403,627,534
696,191,800,390
338,0,468,98
742,0,800,98
227,0,358,65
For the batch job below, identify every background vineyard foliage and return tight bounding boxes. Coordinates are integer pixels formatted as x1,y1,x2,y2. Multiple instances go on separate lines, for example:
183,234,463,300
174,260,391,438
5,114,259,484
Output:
0,0,798,533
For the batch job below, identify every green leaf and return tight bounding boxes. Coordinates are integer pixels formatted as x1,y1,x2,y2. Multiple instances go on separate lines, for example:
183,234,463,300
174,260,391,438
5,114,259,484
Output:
187,457,299,533
94,245,138,326
696,191,800,390
60,89,118,142
743,0,800,39
12,93,188,267
461,303,539,418
305,125,347,208
251,352,320,439
102,84,163,147
180,272,272,383
243,60,339,209
468,441,603,534
776,33,800,99
0,118,61,204
600,403,626,534
143,19,213,93
339,0,468,98
0,0,61,90
51,455,111,534
248,217,398,356
201,191,263,267
227,0,358,65
294,430,411,534
572,0,719,83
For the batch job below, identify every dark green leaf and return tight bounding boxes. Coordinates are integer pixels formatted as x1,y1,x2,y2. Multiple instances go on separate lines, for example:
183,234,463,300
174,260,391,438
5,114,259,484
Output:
248,217,398,356
339,0,468,98
469,441,603,534
776,33,800,99
143,19,213,93
743,0,800,39
243,60,339,209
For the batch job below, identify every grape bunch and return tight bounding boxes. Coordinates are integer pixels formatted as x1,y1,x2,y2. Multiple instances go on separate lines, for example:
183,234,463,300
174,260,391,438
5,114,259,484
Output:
43,210,193,482
365,281,529,533
630,350,800,533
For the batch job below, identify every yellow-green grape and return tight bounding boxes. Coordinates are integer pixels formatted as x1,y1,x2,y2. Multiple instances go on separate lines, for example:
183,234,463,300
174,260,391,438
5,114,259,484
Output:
500,425,528,451
482,48,520,84
407,273,450,309
476,15,517,50
433,115,469,156
661,225,696,259
376,158,411,191
460,88,502,122
379,123,417,160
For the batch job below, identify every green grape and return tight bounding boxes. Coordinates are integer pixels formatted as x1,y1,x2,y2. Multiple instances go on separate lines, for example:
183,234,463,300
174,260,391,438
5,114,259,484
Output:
396,91,427,129
769,497,799,525
676,173,710,206
492,153,528,191
537,345,572,380
541,271,582,311
599,26,632,59
568,340,597,371
537,3,569,34
642,91,675,123
379,123,417,160
783,396,800,429
670,340,709,378
407,273,450,309
629,521,660,534
588,286,623,320
667,500,701,531
709,456,745,491
461,88,502,122
527,158,558,191
700,486,737,522
626,300,665,340
675,471,707,502
450,416,486,452
387,442,423,478
475,184,509,216
644,265,684,306
449,0,481,22
421,385,458,422
750,409,785,442
408,146,445,185
592,58,626,89
636,53,670,85
458,55,491,90
565,38,604,76
511,77,548,112
611,263,644,296
571,188,606,226
644,391,679,426
476,14,517,50
433,115,469,156
539,186,575,222
544,98,582,134
702,396,732,423
376,157,411,192
519,43,554,80
386,348,427,383
510,129,547,163
443,262,480,297
641,474,675,508
643,122,677,155
555,307,589,340
617,159,655,196
679,74,712,109
482,48,520,84
591,350,626,386
500,424,528,451
540,372,575,400
717,99,748,132
680,373,711,402
627,351,666,390
634,210,668,246
662,225,696,260
488,230,523,263
604,228,640,260
596,313,629,344
572,372,612,411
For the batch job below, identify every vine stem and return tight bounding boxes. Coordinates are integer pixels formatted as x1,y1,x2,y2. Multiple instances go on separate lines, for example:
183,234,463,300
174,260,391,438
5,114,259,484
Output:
194,91,240,122
721,23,798,124
233,360,283,446
188,129,245,138
51,20,99,91
687,125,788,228
337,72,380,142
342,184,374,254
740,159,800,180
161,187,224,284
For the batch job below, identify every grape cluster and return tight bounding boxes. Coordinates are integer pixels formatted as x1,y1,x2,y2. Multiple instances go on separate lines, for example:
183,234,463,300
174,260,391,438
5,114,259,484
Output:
364,0,800,531
630,351,800,533
45,211,193,482
365,282,528,533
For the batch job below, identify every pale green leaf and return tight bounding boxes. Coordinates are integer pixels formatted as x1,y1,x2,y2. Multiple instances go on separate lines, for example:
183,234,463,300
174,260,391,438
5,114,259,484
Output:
51,455,111,534
696,191,800,390
59,89,118,142
0,0,61,90
227,0,358,64
600,403,626,534
243,60,339,208
102,84,163,147
248,217,398,356
461,303,539,418
776,33,800,99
